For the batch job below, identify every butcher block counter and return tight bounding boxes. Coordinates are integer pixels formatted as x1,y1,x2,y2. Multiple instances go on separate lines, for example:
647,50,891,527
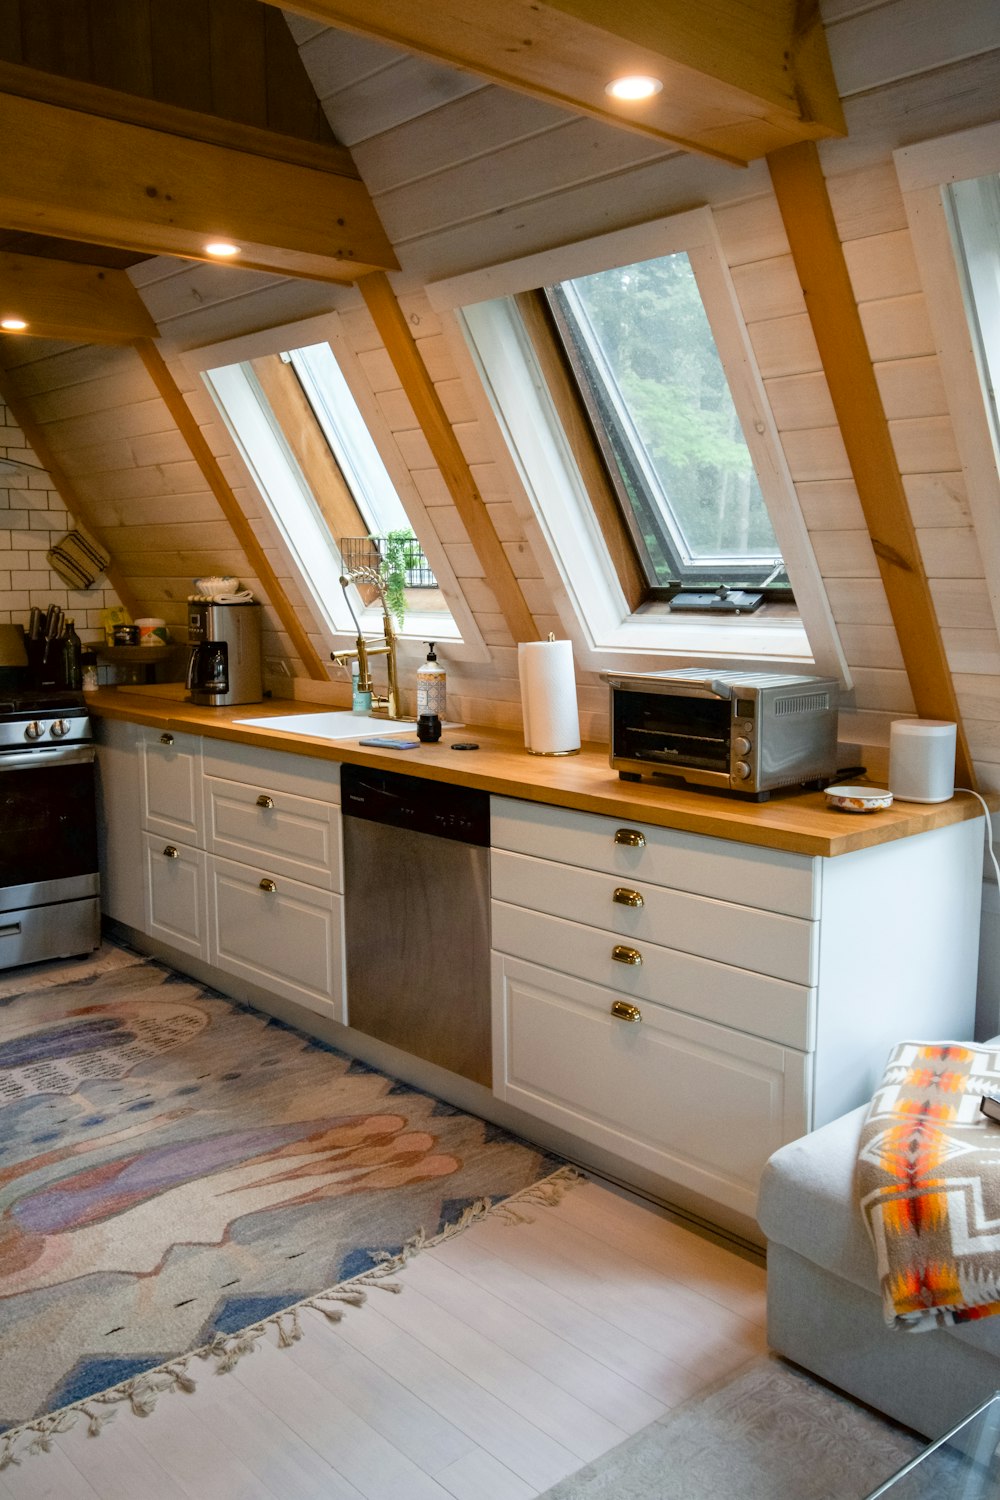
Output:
86,684,983,858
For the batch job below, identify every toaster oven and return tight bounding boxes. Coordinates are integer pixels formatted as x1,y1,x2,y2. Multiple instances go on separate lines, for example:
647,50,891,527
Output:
603,668,839,799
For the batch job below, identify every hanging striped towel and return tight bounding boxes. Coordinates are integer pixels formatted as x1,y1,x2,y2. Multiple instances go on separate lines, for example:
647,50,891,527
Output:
46,529,111,590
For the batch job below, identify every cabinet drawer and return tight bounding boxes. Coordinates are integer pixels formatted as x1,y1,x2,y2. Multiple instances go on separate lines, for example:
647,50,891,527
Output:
491,849,815,985
491,797,816,919
491,902,812,1049
143,833,207,959
203,740,340,803
141,729,203,842
206,777,342,890
208,854,344,1020
493,954,808,1218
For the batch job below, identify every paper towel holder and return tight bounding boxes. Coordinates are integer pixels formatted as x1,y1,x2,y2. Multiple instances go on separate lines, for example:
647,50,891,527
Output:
519,633,582,756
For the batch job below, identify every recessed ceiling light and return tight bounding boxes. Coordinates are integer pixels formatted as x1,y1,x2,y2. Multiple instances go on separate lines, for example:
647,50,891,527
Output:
0,317,28,331
605,75,662,102
204,241,241,259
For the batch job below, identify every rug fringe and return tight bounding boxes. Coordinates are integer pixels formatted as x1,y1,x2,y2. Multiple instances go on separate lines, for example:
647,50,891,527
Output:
0,1164,583,1468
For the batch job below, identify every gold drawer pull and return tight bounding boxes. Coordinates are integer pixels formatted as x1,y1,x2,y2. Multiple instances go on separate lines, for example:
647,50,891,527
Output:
611,1000,641,1024
256,794,275,809
259,877,277,893
163,844,179,859
613,887,644,908
614,828,645,848
160,733,174,746
612,944,642,966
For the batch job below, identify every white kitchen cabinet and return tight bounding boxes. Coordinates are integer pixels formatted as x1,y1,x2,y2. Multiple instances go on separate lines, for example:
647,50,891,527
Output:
493,953,807,1220
94,718,144,930
141,729,204,843
202,740,345,1022
209,854,343,1014
491,795,984,1219
143,832,209,959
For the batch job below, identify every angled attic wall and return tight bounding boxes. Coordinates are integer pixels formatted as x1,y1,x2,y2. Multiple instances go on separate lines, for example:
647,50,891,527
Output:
0,393,123,637
0,337,319,679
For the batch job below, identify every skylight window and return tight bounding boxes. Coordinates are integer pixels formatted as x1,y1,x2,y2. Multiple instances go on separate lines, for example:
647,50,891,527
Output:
545,255,785,593
204,341,459,641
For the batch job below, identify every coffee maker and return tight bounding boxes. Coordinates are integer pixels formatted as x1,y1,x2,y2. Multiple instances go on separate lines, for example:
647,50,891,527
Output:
186,600,262,706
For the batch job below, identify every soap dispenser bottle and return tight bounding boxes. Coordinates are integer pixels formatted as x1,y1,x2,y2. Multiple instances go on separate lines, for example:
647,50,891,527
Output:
416,642,446,717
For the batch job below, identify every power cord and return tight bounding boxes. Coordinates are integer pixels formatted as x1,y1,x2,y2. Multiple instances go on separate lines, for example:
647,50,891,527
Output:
956,787,1000,888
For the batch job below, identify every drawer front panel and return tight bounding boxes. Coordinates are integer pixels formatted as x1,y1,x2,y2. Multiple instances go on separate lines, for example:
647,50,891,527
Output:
493,955,808,1217
491,902,812,1049
208,855,343,1019
203,740,340,803
491,849,815,985
206,777,342,890
143,833,207,959
141,730,203,842
491,797,815,919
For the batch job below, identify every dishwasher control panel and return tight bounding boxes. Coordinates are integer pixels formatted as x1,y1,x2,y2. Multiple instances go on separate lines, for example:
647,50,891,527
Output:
340,763,490,846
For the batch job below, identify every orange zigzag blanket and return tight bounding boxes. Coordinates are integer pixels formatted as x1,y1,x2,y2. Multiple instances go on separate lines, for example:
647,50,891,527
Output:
858,1041,1000,1332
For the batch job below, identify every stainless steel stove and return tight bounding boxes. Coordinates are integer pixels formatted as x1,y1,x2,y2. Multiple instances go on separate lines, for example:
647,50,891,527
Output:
0,628,100,971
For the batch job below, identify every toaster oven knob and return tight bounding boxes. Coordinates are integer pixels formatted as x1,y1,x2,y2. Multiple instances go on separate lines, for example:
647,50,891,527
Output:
733,760,752,780
733,736,752,756
50,719,71,738
23,721,44,740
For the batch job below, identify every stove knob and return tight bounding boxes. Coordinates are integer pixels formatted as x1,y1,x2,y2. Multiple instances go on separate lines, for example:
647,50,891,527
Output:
23,721,44,741
50,719,71,738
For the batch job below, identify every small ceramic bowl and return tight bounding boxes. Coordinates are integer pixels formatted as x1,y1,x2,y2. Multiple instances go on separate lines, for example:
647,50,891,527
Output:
825,784,893,814
194,575,239,597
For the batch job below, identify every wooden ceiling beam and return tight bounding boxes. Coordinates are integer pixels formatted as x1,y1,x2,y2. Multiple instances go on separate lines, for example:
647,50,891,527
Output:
0,89,398,283
267,0,846,166
0,250,159,344
767,141,975,788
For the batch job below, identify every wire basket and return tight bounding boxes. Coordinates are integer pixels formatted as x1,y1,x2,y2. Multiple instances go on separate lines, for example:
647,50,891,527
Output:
340,536,436,588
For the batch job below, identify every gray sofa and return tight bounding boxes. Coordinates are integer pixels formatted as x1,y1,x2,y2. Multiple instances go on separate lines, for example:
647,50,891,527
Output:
757,1103,1000,1439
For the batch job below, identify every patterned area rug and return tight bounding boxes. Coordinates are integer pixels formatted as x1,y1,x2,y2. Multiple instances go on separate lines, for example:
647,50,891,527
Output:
538,1357,925,1500
0,945,571,1463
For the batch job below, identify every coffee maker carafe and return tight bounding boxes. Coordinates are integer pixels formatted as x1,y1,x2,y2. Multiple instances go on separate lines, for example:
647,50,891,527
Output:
186,600,262,706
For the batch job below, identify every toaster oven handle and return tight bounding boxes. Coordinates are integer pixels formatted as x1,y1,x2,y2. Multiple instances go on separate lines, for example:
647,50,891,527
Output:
618,678,735,702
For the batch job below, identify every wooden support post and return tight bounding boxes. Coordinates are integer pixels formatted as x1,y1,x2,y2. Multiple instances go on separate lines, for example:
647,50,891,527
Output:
767,141,974,788
358,272,540,645
135,339,329,679
0,354,140,620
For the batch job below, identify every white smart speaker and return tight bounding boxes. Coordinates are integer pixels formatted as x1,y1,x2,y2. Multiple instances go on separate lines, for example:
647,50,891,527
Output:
888,719,957,803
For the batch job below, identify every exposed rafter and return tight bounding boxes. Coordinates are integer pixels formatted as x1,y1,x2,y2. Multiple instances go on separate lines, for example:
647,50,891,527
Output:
767,141,974,789
0,72,398,283
268,0,846,166
0,251,158,344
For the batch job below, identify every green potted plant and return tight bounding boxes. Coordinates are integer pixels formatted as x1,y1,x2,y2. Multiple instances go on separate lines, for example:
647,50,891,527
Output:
380,528,415,628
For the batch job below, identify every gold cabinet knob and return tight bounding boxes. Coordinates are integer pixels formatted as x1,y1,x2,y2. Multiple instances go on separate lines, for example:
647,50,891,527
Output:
614,828,645,848
613,887,644,908
163,844,179,859
256,794,275,809
160,733,174,746
611,1000,642,1023
259,877,277,893
611,944,642,966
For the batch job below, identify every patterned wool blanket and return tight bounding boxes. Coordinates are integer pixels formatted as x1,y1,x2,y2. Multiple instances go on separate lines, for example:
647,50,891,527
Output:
858,1041,1000,1331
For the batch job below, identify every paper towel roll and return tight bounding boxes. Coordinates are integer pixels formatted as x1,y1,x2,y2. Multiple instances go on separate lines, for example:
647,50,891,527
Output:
518,638,581,755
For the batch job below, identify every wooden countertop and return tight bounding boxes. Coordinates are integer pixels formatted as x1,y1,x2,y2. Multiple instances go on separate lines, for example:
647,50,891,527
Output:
88,684,987,859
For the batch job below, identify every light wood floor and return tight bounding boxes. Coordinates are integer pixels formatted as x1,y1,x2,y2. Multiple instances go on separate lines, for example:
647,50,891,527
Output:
0,1177,767,1500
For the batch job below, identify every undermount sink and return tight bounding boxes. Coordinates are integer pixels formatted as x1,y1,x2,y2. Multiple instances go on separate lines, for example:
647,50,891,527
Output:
234,710,418,740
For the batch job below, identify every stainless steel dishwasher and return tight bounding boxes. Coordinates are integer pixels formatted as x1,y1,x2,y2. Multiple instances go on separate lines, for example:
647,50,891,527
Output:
341,763,492,1087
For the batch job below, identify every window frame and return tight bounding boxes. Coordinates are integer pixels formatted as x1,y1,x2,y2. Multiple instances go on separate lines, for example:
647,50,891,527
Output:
895,122,1000,652
181,314,490,664
431,207,848,680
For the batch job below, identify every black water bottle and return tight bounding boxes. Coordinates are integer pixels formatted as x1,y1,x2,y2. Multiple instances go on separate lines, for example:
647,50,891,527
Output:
63,618,82,691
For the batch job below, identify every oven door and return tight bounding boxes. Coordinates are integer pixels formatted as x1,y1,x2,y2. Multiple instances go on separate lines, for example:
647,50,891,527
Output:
0,745,99,911
611,687,733,781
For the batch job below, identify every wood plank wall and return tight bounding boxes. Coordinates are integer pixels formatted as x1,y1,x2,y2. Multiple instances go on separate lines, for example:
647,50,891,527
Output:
0,0,999,779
